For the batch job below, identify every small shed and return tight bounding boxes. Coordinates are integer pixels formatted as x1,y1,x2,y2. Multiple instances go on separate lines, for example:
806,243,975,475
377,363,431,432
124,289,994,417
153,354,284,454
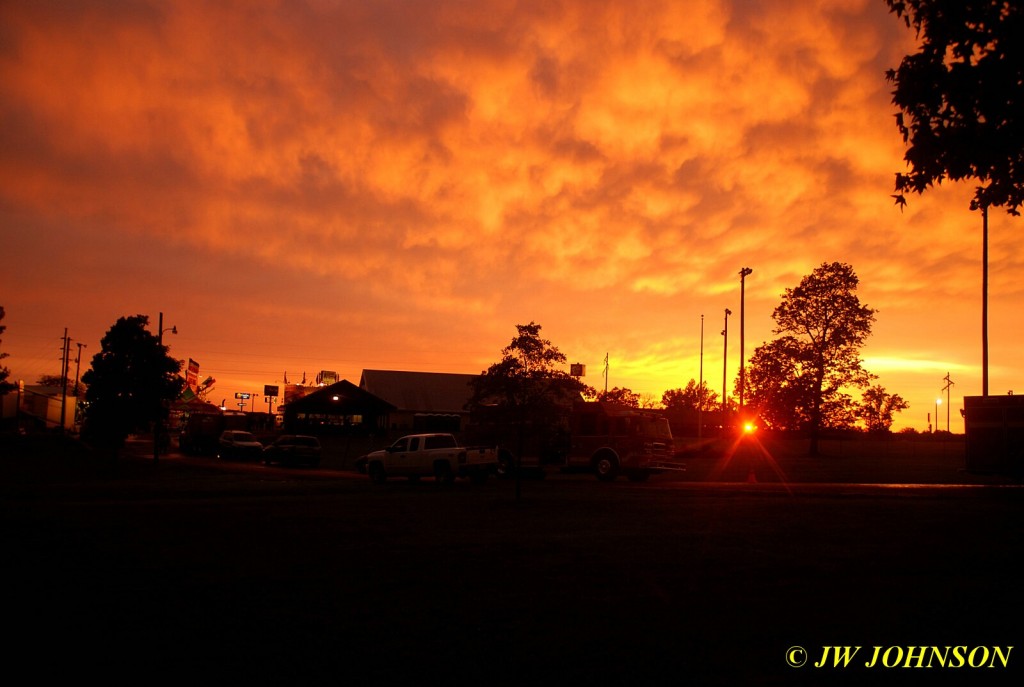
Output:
283,380,395,435
964,394,1024,477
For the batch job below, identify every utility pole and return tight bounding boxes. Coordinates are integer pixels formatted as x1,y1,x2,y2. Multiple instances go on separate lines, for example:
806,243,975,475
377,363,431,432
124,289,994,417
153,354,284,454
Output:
942,372,955,432
155,313,163,464
59,329,71,432
74,343,86,395
74,342,86,431
738,267,753,415
722,308,731,415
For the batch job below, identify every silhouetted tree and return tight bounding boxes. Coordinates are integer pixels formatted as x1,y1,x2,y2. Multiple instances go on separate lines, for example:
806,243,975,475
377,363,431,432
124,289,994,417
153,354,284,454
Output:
38,374,85,397
662,380,718,412
598,386,640,407
81,315,183,451
858,385,910,433
886,0,1024,214
745,338,814,431
467,322,591,497
638,393,661,409
745,263,876,453
0,306,13,395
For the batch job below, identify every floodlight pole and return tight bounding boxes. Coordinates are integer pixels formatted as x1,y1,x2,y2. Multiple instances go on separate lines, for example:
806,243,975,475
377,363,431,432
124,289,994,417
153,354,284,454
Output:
738,267,752,415
982,205,989,397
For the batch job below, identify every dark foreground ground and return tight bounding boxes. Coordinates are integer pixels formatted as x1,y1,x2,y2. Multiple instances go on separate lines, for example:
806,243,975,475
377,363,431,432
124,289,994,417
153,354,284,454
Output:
2,433,1022,686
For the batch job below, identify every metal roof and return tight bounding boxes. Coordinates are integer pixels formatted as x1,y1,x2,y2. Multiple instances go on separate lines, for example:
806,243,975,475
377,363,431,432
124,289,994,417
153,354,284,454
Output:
359,369,478,414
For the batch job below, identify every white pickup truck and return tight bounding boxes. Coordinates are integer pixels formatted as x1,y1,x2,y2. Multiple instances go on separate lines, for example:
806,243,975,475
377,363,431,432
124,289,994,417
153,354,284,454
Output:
361,433,498,485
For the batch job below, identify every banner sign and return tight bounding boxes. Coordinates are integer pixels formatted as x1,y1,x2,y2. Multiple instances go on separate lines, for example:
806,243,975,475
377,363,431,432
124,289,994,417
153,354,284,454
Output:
186,358,200,389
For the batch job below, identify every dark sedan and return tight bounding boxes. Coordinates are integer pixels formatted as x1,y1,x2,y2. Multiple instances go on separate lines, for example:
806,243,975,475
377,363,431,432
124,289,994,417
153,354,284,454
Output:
217,430,264,461
262,435,322,467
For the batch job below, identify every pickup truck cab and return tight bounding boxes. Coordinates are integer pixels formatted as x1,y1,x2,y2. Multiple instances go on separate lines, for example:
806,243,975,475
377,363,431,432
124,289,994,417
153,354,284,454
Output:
362,433,498,485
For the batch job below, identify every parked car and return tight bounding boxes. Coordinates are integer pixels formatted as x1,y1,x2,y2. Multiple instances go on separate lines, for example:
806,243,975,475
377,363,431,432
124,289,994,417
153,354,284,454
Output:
216,430,264,461
262,434,322,467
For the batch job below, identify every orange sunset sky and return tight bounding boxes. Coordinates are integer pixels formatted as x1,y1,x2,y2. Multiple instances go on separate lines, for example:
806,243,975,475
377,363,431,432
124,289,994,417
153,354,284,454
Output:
1,0,1020,432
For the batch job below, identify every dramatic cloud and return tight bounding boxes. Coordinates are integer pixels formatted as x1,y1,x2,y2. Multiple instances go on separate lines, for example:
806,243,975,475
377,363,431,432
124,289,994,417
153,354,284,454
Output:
2,0,1020,429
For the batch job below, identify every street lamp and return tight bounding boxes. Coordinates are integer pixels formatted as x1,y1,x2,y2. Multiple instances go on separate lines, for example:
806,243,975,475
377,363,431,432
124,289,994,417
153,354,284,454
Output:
738,267,753,414
934,398,941,434
154,311,177,464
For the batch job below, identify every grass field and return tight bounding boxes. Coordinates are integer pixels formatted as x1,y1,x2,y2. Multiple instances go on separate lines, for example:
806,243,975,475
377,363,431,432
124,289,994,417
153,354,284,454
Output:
669,432,1023,485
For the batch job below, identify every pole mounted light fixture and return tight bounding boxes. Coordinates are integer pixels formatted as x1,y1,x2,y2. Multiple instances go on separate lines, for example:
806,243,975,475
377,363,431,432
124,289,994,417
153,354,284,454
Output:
738,267,752,416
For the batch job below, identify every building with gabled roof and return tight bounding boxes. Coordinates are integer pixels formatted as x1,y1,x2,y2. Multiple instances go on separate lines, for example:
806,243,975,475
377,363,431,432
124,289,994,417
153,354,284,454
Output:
283,379,395,435
358,369,478,433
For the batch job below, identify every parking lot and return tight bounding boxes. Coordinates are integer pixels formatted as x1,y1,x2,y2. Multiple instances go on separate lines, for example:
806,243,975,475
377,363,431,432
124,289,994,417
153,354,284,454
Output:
3,434,1022,685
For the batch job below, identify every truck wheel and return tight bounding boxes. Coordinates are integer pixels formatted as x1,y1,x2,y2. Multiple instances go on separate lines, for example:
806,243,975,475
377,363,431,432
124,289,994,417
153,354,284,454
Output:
369,462,387,484
434,461,455,486
593,453,619,482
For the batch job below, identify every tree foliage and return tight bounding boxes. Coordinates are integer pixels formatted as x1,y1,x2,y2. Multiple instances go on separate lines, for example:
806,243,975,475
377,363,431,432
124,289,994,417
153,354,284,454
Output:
745,337,815,430
38,374,86,397
598,386,640,407
467,322,590,494
0,306,13,395
81,315,184,449
859,385,910,433
662,380,719,412
468,322,591,423
886,0,1024,213
745,263,876,451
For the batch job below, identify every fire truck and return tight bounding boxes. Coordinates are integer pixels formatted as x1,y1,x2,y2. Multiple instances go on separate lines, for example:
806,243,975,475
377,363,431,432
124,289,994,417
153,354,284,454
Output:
468,401,683,481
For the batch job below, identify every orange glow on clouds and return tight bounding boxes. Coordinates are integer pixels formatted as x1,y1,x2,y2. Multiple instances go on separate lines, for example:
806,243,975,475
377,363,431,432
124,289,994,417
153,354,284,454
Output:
1,0,1020,432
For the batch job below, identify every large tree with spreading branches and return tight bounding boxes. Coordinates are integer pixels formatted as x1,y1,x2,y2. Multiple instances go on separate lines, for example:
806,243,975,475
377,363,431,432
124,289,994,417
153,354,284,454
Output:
745,263,876,454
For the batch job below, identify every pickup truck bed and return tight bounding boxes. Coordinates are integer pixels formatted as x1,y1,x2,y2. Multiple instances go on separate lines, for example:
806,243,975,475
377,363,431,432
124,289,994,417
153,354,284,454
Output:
361,433,499,485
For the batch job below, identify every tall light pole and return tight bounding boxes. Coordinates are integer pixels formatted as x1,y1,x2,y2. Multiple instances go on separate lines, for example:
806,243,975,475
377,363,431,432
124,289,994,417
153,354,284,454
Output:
154,311,177,464
935,398,941,434
738,267,753,415
698,314,704,440
722,308,731,415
